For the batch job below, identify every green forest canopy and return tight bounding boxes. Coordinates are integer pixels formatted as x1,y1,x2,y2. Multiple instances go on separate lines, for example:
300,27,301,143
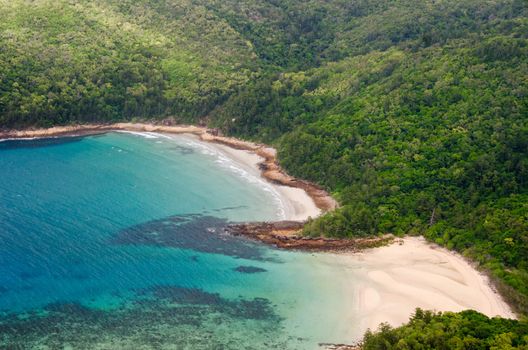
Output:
362,309,528,349
1,0,527,344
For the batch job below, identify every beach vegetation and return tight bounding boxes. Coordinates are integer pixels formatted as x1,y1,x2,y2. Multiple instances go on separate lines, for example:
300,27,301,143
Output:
361,309,528,349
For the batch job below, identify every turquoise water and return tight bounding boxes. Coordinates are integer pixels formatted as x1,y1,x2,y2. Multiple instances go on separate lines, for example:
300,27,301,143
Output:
0,132,359,349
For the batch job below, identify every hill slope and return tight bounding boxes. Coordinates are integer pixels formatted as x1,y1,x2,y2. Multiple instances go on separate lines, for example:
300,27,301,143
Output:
0,0,259,127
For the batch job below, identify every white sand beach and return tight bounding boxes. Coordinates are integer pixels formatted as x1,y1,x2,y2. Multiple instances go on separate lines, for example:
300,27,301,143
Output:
349,236,515,334
310,237,516,343
206,139,322,221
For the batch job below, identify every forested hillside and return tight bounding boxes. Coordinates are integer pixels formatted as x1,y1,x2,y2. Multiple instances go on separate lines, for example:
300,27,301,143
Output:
0,0,260,126
3,0,525,126
212,25,528,313
1,0,528,341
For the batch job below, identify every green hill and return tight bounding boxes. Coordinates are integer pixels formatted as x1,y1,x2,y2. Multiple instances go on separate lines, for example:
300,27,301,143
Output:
0,0,259,126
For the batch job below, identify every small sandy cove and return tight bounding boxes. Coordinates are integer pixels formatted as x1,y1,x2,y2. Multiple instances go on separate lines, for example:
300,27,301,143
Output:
348,236,516,334
1,122,516,335
208,139,322,221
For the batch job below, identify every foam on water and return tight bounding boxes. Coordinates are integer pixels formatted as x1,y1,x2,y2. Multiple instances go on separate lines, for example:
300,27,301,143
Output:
115,130,160,139
175,134,287,220
0,137,39,142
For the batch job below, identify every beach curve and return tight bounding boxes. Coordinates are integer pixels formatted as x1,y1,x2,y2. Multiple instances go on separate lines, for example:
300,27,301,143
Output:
350,236,516,333
0,122,335,222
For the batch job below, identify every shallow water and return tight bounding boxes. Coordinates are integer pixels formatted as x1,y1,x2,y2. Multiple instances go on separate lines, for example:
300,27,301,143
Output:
0,132,360,349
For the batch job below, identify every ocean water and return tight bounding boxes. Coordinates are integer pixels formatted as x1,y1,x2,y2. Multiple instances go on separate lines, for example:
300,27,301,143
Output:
0,132,360,349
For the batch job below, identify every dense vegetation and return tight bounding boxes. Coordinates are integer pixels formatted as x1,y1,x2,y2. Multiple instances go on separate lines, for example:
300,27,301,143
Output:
0,0,260,126
1,0,528,344
361,308,528,349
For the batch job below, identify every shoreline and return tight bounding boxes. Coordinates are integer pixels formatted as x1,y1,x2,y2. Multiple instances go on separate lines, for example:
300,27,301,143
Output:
315,237,517,347
350,237,516,332
304,237,517,348
0,123,337,221
198,137,322,221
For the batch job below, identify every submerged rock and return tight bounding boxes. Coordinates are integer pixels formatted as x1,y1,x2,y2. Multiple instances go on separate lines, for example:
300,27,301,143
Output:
112,214,270,261
233,266,267,274
0,285,290,349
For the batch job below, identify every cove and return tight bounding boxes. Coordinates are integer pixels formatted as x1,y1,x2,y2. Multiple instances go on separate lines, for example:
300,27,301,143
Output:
0,132,360,349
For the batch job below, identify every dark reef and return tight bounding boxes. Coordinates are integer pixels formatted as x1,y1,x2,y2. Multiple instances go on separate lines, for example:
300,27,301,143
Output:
234,266,268,274
0,285,291,349
112,214,272,261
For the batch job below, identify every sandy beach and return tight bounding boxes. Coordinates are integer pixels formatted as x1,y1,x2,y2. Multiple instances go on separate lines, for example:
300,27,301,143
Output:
209,140,322,221
310,237,517,345
346,236,516,334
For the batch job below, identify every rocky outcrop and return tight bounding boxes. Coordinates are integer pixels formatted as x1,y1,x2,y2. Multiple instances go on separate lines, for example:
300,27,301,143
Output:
226,221,393,252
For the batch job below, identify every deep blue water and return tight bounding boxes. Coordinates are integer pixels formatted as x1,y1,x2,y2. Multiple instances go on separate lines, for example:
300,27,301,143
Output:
0,132,358,349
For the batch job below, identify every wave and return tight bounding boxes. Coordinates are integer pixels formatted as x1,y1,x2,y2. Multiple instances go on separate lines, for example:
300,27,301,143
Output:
0,136,49,142
177,138,287,220
111,131,287,220
116,131,160,139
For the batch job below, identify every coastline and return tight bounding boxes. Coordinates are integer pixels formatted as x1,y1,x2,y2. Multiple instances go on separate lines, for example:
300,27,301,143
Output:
1,122,517,337
0,122,336,221
313,237,517,346
349,237,516,332
201,138,322,221
208,137,518,330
